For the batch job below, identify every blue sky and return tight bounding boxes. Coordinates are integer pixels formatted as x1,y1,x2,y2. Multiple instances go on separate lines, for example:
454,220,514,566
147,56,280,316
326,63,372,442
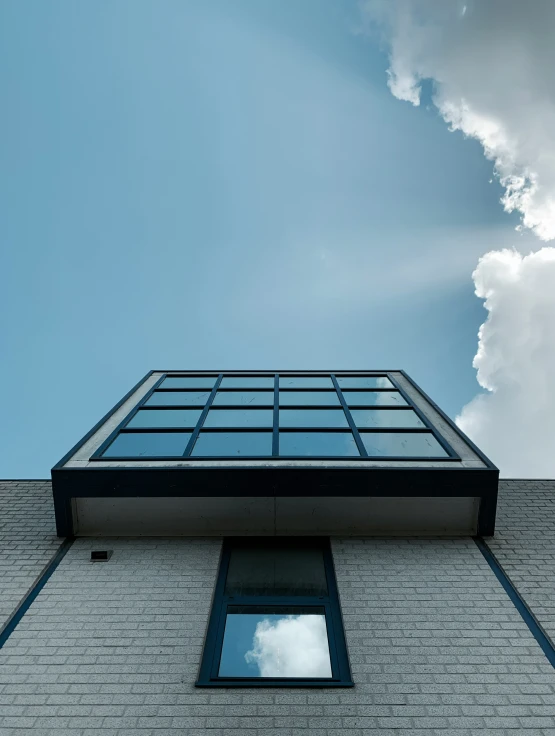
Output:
0,0,537,477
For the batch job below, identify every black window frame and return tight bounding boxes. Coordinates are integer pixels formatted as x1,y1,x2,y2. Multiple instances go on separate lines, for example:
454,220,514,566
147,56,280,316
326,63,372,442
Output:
90,372,459,462
196,537,353,688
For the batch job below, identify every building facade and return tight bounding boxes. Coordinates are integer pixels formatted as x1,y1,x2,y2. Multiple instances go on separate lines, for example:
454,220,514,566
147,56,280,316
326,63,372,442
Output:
1,371,555,733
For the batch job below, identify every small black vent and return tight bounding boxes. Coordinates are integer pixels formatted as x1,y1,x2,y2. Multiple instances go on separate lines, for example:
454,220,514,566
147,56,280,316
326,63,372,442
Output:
90,550,113,562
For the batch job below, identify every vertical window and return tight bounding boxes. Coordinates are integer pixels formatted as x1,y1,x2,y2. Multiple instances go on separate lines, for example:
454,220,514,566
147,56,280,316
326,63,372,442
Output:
196,538,352,687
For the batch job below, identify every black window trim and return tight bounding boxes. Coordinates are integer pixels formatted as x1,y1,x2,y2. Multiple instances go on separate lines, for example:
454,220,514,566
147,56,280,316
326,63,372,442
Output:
196,537,353,688
90,372,459,462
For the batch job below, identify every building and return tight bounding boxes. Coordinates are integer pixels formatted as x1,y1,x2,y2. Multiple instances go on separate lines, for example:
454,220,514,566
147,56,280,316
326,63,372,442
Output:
1,370,555,733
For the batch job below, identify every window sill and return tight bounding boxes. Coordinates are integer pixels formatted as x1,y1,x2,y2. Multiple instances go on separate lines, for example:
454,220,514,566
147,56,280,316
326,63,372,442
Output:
195,679,355,688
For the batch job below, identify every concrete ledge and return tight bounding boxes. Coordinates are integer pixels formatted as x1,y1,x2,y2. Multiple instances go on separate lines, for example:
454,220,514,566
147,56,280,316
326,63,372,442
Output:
74,495,479,536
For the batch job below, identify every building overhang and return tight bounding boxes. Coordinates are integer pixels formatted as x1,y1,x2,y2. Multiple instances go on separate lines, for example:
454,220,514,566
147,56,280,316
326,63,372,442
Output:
51,370,499,537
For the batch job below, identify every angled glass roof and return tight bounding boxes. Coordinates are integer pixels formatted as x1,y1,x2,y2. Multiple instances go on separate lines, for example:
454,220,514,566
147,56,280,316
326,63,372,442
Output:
51,370,500,539
92,373,456,461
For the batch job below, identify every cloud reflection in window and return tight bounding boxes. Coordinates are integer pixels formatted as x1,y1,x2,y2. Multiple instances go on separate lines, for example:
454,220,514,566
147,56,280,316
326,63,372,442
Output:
244,614,332,678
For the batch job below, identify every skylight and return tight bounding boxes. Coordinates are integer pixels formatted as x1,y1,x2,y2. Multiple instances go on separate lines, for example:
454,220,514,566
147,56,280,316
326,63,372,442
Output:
93,373,454,461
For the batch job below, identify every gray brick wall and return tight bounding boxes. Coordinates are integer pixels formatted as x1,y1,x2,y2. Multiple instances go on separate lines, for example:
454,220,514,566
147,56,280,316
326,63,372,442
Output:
1,479,555,733
0,480,59,628
2,535,555,734
333,538,555,734
488,479,555,646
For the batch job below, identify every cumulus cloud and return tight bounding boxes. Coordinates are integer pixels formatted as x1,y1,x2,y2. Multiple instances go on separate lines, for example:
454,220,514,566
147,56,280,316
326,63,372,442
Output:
361,0,555,240
245,614,332,677
456,249,555,476
361,0,555,475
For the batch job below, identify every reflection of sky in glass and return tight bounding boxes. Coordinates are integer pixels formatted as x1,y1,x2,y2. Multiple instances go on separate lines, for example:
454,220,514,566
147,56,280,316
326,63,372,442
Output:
279,377,333,389
146,391,211,407
204,409,273,428
343,391,407,406
102,432,190,457
361,432,448,457
126,409,202,428
213,391,274,406
219,612,332,678
192,432,272,456
279,409,348,428
220,377,274,389
279,391,340,406
351,409,424,428
279,431,359,456
159,377,216,390
337,376,393,389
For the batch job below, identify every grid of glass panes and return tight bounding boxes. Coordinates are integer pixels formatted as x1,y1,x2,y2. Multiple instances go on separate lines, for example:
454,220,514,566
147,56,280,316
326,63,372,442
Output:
98,373,454,460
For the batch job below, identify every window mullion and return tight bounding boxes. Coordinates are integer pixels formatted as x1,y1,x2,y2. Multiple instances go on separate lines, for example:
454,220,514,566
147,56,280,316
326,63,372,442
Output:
221,596,331,605
183,374,223,457
272,374,279,456
210,598,232,680
330,374,368,457
322,601,342,681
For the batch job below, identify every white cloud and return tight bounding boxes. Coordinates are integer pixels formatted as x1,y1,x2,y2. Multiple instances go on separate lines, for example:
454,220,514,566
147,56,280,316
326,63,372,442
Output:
245,614,332,677
361,0,555,241
361,0,555,475
456,249,555,476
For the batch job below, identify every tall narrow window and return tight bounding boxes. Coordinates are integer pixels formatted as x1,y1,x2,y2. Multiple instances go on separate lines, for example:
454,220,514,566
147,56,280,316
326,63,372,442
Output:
196,538,352,687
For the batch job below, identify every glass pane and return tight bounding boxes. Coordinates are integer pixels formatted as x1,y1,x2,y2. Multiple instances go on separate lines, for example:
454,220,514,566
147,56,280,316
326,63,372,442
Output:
160,376,217,389
145,391,211,407
126,409,202,428
279,432,359,456
102,432,190,458
204,409,273,428
279,376,333,389
343,391,407,407
220,377,274,389
279,409,348,428
225,547,328,596
279,391,339,406
192,431,272,456
360,432,449,457
213,391,274,407
337,376,393,389
351,409,424,429
219,607,332,678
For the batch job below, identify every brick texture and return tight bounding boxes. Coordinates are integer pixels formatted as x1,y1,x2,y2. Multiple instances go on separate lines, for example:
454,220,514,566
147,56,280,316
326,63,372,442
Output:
1,535,555,733
488,479,555,645
0,480,60,628
0,479,555,734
